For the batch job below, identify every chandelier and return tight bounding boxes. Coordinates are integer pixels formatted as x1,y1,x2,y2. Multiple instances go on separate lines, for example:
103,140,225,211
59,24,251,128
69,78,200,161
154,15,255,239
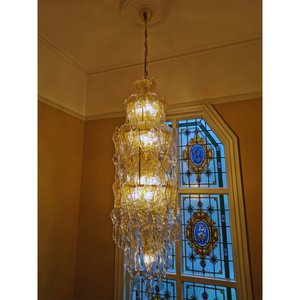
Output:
110,7,181,297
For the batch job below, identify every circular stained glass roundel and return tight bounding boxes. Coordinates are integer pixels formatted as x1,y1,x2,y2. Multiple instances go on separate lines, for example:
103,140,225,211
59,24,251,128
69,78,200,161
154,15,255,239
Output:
194,221,210,247
190,144,205,166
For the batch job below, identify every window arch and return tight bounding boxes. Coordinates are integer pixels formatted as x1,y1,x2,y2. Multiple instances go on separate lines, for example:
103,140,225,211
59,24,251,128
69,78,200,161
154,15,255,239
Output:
114,103,253,300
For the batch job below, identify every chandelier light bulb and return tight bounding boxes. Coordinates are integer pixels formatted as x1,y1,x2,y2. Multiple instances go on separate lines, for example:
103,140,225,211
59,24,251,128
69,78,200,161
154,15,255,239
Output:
144,254,154,265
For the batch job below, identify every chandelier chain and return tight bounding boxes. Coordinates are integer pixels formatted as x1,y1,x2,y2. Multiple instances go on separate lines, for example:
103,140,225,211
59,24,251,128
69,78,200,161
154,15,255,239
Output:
144,22,148,77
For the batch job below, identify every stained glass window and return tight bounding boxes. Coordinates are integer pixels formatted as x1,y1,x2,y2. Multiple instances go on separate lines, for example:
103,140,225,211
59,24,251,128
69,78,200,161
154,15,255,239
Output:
131,277,177,300
181,194,234,279
123,113,251,299
183,281,236,300
178,118,226,188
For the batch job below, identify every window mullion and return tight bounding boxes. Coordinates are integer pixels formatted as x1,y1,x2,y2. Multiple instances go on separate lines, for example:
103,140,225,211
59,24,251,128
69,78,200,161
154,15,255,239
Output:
177,274,237,288
179,188,230,195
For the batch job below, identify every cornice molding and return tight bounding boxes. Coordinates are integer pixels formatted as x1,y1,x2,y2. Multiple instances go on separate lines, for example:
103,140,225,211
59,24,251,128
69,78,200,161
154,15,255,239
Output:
85,111,126,121
87,32,262,76
38,94,85,121
85,91,262,121
39,91,261,122
38,33,88,75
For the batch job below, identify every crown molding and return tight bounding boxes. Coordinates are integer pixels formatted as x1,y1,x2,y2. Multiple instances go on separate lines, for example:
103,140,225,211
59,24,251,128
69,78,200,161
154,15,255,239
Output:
38,91,261,121
38,94,85,121
87,32,262,76
38,90,261,122
85,91,262,121
38,33,88,75
85,111,126,121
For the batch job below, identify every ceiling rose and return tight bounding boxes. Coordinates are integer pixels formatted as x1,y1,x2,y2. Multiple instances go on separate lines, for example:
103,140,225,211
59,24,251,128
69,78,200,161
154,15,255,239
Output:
119,0,172,29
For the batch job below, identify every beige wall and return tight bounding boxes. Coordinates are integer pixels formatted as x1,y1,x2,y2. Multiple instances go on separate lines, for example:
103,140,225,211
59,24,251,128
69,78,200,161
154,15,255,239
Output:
73,116,125,300
72,98,262,300
38,102,85,300
213,99,262,300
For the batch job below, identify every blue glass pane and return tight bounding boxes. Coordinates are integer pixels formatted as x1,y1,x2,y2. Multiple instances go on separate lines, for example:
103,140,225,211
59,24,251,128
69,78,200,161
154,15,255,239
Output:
131,277,177,300
181,195,234,279
166,245,176,273
166,121,172,127
183,281,236,300
178,118,227,188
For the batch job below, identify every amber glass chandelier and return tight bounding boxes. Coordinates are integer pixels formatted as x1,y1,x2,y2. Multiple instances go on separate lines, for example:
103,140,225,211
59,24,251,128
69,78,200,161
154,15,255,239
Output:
110,8,181,297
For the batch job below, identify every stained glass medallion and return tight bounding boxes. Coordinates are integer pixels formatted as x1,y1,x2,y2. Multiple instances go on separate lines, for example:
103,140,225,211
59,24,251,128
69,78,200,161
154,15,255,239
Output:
183,281,236,300
185,200,219,270
178,118,227,188
181,195,234,279
194,220,210,247
190,144,206,166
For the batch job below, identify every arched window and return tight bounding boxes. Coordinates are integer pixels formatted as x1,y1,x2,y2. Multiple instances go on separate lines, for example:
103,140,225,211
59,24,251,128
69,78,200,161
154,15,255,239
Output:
114,104,253,300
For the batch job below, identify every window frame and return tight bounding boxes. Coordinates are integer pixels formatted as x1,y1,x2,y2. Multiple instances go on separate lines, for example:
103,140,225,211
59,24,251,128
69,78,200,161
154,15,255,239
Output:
114,103,253,300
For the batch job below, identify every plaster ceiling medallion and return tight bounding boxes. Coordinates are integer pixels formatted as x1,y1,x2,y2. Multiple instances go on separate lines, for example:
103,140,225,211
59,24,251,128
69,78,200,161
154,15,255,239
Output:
119,0,172,28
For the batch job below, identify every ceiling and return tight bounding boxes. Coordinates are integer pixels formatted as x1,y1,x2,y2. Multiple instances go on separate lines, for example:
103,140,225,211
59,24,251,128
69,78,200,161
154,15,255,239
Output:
38,0,262,74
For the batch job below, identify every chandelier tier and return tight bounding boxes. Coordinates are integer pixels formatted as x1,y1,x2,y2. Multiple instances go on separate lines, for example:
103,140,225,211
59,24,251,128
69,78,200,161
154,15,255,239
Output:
110,7,181,298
